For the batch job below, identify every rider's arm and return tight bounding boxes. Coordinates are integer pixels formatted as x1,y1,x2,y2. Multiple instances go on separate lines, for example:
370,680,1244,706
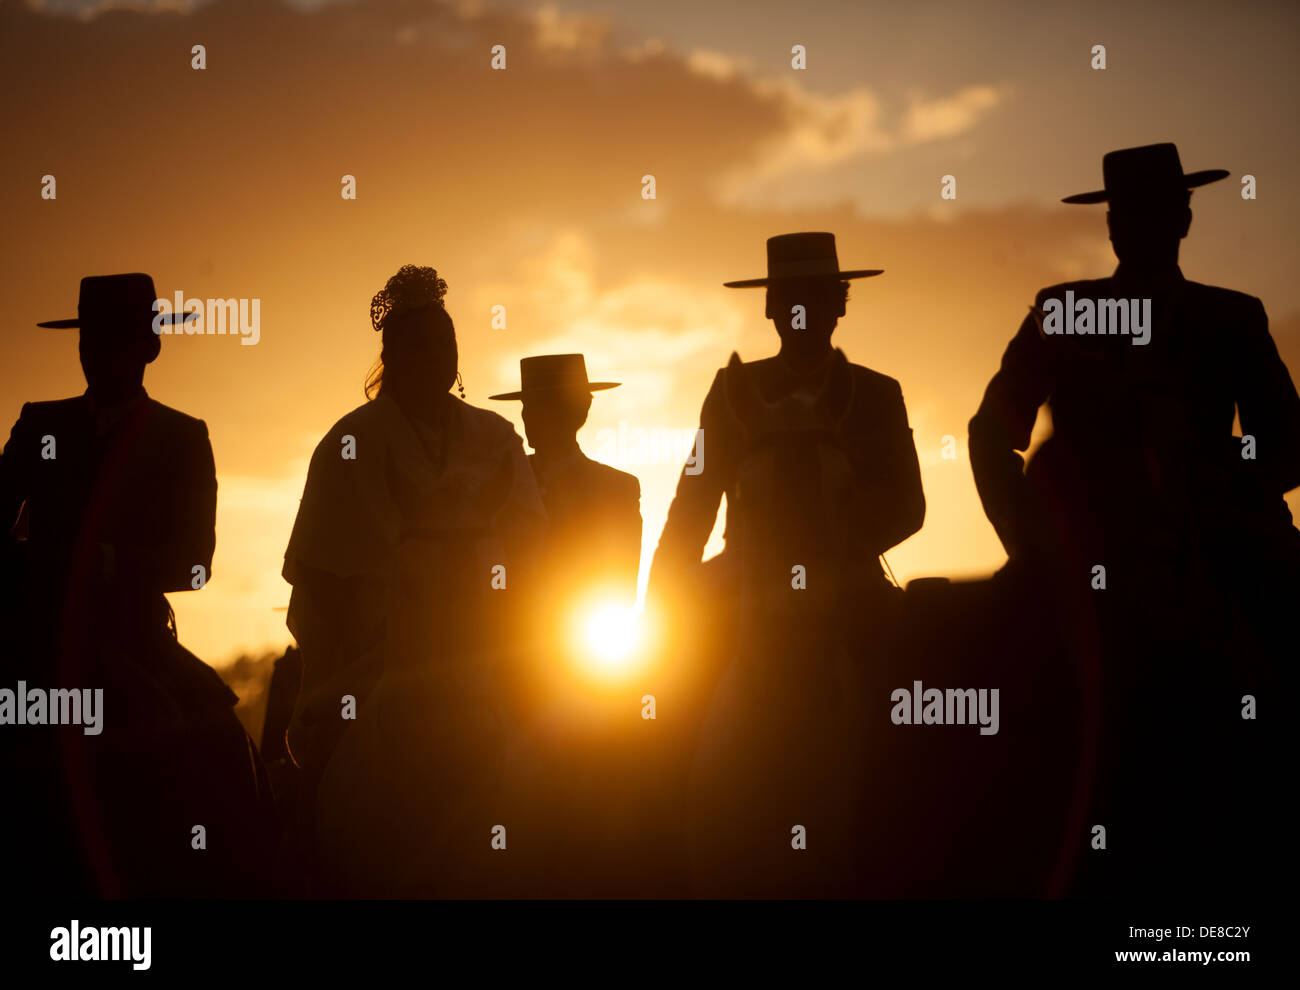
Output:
1235,296,1300,497
650,368,730,583
858,378,926,555
969,306,1055,558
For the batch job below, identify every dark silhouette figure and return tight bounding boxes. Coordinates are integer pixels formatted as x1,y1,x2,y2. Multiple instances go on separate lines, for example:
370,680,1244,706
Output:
654,234,924,588
487,354,652,896
652,234,924,649
257,646,301,804
969,144,1300,898
0,273,270,897
280,265,547,896
490,354,641,624
650,233,925,896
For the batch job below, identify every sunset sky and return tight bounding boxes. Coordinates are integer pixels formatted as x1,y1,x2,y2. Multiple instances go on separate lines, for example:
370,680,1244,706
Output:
3,0,1297,667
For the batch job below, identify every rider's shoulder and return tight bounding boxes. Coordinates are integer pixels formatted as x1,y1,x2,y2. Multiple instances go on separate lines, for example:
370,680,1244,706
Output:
1032,278,1112,306
846,361,902,392
319,398,382,440
580,455,642,498
143,398,209,436
731,354,781,376
1179,280,1264,314
714,353,905,399
705,352,757,394
11,395,86,425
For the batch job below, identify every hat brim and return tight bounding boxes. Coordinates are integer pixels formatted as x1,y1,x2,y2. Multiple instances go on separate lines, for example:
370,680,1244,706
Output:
488,382,620,401
37,310,200,329
723,269,884,288
1061,169,1231,205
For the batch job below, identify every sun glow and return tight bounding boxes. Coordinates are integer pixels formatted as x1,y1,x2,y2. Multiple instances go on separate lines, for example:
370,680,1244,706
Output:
576,601,643,678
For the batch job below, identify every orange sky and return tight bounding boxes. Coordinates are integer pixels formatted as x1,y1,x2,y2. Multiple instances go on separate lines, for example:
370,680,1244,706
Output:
3,0,1298,666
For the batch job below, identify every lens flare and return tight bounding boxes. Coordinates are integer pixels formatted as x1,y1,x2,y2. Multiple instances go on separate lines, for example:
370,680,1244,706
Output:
578,602,642,676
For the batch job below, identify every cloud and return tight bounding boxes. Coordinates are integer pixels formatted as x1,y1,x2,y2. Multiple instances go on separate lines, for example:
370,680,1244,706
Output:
902,84,1008,143
477,230,744,409
716,76,1009,208
686,48,753,82
740,81,892,173
532,2,609,55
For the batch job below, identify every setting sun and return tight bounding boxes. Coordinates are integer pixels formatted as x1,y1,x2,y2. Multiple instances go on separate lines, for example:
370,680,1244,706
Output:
575,602,644,677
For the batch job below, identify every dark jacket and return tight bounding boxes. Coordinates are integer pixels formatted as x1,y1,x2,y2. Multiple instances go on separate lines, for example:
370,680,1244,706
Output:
1,389,231,711
2,390,217,596
652,350,925,586
969,269,1300,565
531,450,642,602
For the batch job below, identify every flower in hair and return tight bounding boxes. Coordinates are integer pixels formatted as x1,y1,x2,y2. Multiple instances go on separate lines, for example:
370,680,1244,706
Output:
370,265,448,332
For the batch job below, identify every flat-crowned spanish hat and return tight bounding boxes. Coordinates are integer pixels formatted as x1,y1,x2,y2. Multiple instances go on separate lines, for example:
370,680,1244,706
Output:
723,232,883,288
1062,143,1229,205
488,353,620,401
37,272,197,333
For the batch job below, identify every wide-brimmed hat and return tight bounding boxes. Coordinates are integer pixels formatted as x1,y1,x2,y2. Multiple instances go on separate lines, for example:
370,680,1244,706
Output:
1062,143,1229,205
37,272,196,332
723,232,883,288
488,354,620,401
